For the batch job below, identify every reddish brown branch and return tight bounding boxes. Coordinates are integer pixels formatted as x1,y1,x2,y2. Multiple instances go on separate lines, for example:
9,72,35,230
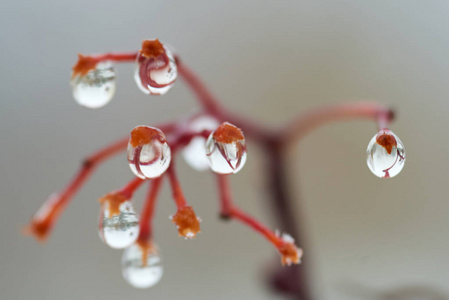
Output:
119,177,146,198
216,175,301,266
26,123,175,241
265,144,313,300
138,177,164,242
72,52,138,77
281,102,394,145
166,162,188,209
25,136,129,240
176,58,273,143
167,161,201,238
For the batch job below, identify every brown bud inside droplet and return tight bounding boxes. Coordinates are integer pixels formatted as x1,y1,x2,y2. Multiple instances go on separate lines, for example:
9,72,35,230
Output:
98,192,128,217
130,126,161,148
376,130,397,154
140,39,166,59
72,54,98,78
213,122,244,144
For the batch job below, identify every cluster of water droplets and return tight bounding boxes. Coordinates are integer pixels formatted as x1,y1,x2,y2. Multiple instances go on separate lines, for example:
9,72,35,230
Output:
71,61,116,109
127,126,171,179
366,129,406,178
205,123,247,174
134,44,177,95
182,115,220,171
99,200,139,249
122,243,163,289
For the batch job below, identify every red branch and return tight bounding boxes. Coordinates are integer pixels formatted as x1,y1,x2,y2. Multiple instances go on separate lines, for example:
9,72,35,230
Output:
120,177,146,198
28,47,401,300
217,175,301,265
176,58,273,143
138,177,164,242
166,162,188,209
25,136,129,240
26,123,175,241
281,102,394,144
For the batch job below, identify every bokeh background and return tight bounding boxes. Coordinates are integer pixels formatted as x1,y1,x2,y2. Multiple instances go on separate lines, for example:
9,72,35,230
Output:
2,1,448,299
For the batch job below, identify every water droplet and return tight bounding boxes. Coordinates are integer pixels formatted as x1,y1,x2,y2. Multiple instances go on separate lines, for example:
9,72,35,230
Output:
122,243,163,289
182,115,220,171
366,129,405,178
71,61,116,108
134,42,177,95
99,200,139,249
205,123,247,174
127,126,171,179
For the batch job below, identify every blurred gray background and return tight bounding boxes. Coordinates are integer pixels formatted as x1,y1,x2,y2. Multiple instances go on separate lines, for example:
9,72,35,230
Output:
1,1,448,299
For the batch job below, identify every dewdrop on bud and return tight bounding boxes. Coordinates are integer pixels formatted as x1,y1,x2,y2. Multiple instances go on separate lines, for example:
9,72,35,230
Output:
122,243,163,289
366,129,406,178
71,61,116,109
182,115,220,171
134,39,177,95
127,126,171,179
98,193,139,249
206,122,247,174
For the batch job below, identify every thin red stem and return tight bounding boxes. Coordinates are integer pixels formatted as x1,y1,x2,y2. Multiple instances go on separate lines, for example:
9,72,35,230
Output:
138,177,164,241
25,136,129,240
166,161,187,209
265,144,312,300
176,58,273,143
216,175,285,250
119,177,145,199
230,206,281,246
92,52,138,64
216,174,233,217
281,102,394,145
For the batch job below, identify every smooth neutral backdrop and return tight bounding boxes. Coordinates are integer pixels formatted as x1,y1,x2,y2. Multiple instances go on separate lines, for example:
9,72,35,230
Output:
2,1,448,300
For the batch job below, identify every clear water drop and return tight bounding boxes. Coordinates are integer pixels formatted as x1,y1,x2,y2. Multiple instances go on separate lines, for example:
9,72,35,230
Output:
122,243,163,289
205,123,247,174
127,126,171,179
99,200,139,249
366,129,405,178
182,115,220,171
134,42,177,95
71,61,116,108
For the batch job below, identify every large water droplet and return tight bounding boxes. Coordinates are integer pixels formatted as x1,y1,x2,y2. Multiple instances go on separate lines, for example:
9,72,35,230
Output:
127,126,171,179
71,61,116,108
366,129,405,178
99,200,139,249
134,43,177,95
122,243,163,289
182,115,220,171
205,123,247,174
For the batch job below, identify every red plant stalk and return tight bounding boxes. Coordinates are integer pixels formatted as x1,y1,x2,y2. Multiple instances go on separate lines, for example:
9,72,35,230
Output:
26,48,395,300
138,177,163,243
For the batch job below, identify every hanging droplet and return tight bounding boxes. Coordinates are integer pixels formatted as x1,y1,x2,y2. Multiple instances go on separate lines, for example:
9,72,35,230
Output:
71,61,116,109
127,126,171,179
122,243,163,289
182,115,220,171
366,129,406,178
205,122,247,174
99,194,139,249
134,39,177,95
